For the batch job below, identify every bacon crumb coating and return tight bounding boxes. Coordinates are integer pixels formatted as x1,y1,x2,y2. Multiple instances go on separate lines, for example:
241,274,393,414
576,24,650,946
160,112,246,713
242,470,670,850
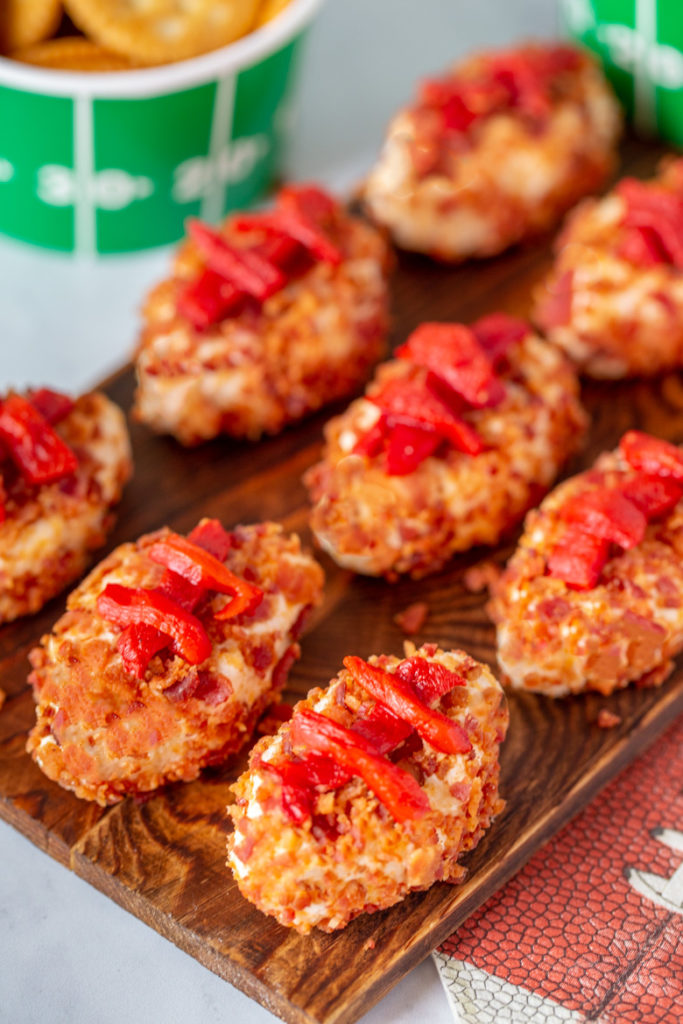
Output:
0,391,131,624
228,644,507,933
305,328,587,579
490,446,683,697
362,43,620,262
534,158,683,378
27,522,324,804
133,195,391,446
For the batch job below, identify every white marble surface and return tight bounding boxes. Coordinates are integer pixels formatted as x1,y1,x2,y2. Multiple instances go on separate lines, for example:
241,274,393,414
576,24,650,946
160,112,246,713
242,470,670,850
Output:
0,2,557,1022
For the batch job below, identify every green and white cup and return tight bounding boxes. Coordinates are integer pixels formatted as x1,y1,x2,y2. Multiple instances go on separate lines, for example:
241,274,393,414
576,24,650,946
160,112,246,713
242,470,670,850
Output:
0,0,323,255
560,0,683,145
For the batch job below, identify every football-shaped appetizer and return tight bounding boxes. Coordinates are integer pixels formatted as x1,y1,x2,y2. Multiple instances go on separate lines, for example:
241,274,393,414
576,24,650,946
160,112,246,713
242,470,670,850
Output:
305,315,587,579
228,643,507,933
491,431,683,696
534,157,683,378
0,387,131,624
27,518,324,803
133,184,391,445
363,43,620,261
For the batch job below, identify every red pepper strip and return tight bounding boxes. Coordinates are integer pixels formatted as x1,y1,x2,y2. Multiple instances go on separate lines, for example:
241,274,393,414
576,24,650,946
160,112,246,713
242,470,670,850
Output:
396,323,504,408
617,225,669,268
617,179,683,268
177,268,243,331
352,416,387,458
370,377,484,455
343,656,472,755
257,751,350,826
620,430,683,482
0,394,78,485
546,526,609,589
352,702,413,753
289,709,430,823
187,219,286,299
384,422,441,475
620,474,683,519
274,185,342,265
0,474,6,524
559,487,646,550
26,388,75,425
187,518,233,561
472,312,530,365
395,656,466,704
147,532,262,621
97,584,212,665
117,622,169,679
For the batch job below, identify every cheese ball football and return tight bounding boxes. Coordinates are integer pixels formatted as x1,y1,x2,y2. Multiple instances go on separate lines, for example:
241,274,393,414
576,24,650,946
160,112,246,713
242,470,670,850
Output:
534,157,683,378
362,42,621,262
27,519,324,804
228,643,507,933
0,387,131,624
133,184,391,445
305,315,587,579
490,431,683,697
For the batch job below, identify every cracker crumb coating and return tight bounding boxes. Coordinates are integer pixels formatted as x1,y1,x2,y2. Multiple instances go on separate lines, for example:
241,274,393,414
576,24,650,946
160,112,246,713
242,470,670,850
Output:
228,645,507,933
27,523,324,804
133,211,392,445
534,159,683,378
305,332,587,579
363,47,620,261
490,447,683,696
0,392,131,624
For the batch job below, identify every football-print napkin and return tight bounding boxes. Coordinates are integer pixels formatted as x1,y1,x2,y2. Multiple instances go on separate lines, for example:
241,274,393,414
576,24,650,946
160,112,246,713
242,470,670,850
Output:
434,716,683,1023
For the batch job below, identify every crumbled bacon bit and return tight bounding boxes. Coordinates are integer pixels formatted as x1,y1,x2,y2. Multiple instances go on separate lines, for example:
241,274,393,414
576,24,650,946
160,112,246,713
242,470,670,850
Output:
596,709,621,729
394,601,429,635
462,560,502,593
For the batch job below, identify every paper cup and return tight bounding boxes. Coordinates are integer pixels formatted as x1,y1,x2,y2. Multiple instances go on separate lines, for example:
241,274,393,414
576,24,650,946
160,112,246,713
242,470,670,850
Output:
560,0,683,146
0,0,323,254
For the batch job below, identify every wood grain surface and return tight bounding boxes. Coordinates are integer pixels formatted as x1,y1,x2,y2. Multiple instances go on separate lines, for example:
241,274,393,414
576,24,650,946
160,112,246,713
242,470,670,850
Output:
1,138,682,1024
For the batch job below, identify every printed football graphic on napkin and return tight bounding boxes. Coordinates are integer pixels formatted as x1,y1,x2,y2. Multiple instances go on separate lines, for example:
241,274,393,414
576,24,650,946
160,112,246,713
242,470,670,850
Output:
435,717,682,1023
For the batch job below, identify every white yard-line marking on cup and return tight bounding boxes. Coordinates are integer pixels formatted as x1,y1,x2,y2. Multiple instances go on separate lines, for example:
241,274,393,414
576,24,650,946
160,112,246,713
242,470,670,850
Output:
0,158,14,182
634,0,658,135
74,95,97,256
201,73,237,225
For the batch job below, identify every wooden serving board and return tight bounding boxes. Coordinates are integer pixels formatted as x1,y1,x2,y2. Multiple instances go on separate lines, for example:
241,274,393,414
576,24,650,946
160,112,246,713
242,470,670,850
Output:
1,138,682,1024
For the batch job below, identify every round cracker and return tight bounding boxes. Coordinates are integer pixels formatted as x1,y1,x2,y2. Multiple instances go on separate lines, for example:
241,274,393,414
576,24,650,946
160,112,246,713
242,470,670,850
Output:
63,0,261,65
0,0,63,54
11,36,137,72
255,0,292,27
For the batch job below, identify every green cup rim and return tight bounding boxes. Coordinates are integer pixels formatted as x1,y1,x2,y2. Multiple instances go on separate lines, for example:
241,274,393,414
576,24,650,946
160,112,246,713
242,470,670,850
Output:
0,0,324,99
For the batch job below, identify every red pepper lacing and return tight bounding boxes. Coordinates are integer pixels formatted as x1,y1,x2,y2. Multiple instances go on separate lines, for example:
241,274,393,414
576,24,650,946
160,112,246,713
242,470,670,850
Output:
256,652,473,826
176,185,343,331
615,169,683,270
412,45,581,176
351,314,530,475
546,431,683,590
0,388,77,524
96,519,263,680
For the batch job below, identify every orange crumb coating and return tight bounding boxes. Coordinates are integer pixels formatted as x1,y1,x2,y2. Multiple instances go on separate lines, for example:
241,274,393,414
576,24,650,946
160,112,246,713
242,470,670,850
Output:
27,522,324,804
133,209,392,446
533,158,683,379
0,392,131,624
490,446,683,697
363,46,620,262
305,331,587,579
228,644,507,933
